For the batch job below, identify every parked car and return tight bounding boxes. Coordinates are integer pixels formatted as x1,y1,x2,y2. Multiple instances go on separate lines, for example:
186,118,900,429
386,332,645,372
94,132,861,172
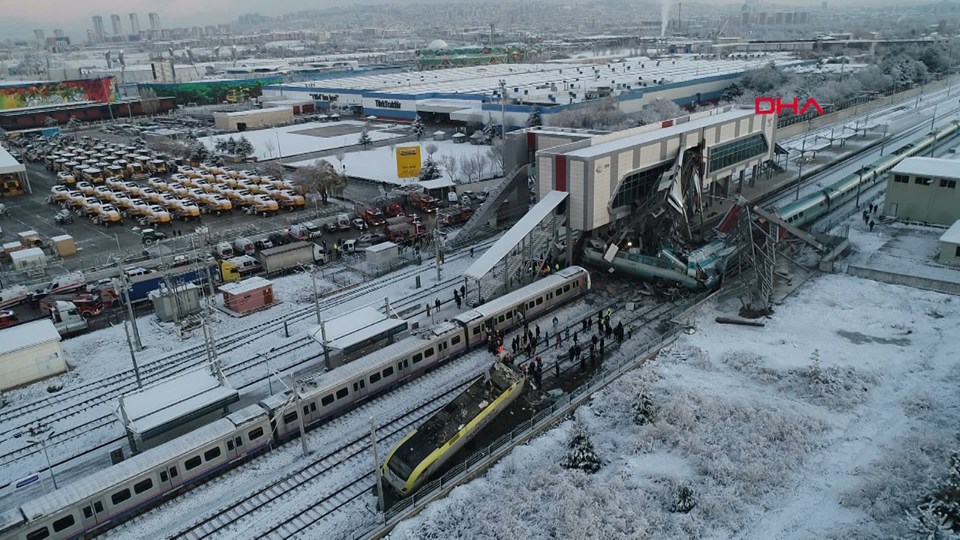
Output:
352,218,368,231
325,221,339,233
357,233,388,247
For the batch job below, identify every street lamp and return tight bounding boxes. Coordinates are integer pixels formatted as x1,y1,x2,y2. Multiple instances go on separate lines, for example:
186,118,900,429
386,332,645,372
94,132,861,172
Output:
28,430,58,490
498,79,507,140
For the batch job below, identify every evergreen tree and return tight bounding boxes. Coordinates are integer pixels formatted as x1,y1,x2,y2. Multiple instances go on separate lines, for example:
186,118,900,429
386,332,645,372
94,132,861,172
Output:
225,136,238,154
411,115,425,140
190,142,210,163
482,115,496,143
214,138,230,154
358,127,372,149
419,157,442,181
562,416,601,473
902,504,955,540
235,136,255,157
526,106,542,127
633,393,656,426
670,483,698,513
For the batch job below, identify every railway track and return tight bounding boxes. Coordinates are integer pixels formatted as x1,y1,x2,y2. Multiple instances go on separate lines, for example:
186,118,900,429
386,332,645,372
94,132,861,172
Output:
0,237,495,439
170,378,475,540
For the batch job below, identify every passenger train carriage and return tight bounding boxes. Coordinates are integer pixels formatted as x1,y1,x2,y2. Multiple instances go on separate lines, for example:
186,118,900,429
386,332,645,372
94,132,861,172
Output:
0,266,591,540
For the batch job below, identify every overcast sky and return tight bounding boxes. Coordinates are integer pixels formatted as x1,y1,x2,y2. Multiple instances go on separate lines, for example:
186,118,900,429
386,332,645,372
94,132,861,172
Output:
0,0,913,40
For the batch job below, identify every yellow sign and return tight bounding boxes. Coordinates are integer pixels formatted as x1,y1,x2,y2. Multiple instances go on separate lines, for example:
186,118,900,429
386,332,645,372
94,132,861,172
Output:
396,146,422,178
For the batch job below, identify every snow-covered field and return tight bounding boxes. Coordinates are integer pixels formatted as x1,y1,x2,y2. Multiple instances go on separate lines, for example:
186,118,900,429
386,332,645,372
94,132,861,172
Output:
198,120,407,160
289,138,504,185
387,272,960,539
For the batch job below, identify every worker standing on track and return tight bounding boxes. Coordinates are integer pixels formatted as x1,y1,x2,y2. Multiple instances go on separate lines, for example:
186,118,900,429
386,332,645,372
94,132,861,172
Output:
627,324,634,339
425,303,431,316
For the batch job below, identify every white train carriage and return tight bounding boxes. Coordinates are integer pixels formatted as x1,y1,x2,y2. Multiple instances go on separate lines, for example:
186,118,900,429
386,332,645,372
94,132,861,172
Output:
0,405,271,540
453,266,591,347
263,322,467,441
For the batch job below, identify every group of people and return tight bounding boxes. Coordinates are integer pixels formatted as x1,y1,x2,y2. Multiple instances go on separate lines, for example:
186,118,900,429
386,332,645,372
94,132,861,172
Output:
862,203,879,232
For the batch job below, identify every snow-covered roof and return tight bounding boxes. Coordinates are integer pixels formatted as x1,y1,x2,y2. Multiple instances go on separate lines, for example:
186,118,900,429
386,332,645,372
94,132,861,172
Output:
417,99,477,114
121,370,239,437
366,241,398,253
0,320,60,357
308,305,407,352
419,179,456,190
457,266,587,325
19,404,265,521
464,190,569,281
565,108,756,159
9,248,44,263
891,157,960,181
326,317,408,351
0,146,25,176
940,220,960,246
220,276,273,295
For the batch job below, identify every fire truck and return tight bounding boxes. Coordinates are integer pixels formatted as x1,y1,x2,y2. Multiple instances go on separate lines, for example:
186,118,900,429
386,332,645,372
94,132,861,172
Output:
408,192,439,213
355,205,386,226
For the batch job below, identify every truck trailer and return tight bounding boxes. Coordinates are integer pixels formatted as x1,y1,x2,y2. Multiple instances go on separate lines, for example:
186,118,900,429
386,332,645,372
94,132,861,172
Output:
257,241,327,274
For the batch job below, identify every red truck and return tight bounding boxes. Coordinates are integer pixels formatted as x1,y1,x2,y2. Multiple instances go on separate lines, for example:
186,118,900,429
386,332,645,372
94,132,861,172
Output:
438,207,474,226
40,293,104,318
355,205,386,226
387,222,427,243
384,202,405,218
408,192,438,213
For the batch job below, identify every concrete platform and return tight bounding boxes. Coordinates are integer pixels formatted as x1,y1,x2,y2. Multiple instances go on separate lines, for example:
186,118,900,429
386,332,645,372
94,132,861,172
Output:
847,225,960,295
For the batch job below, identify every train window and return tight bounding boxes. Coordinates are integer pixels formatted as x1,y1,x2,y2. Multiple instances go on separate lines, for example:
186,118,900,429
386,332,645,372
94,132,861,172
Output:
564,285,571,292
425,347,435,358
498,314,505,323
235,436,242,448
310,403,317,412
440,341,448,351
185,456,202,470
53,515,76,533
302,406,310,416
26,527,49,540
547,293,552,300
383,366,394,377
111,488,131,505
94,501,104,513
536,297,544,306
451,335,461,345
412,352,423,363
353,379,366,391
336,387,348,399
506,311,512,319
83,506,93,519
228,440,235,451
400,359,408,369
134,478,153,495
528,301,534,309
160,471,168,482
283,412,298,424
321,394,335,406
204,447,222,461
370,372,382,384
472,326,480,336
248,427,264,440
574,281,578,287
556,288,563,296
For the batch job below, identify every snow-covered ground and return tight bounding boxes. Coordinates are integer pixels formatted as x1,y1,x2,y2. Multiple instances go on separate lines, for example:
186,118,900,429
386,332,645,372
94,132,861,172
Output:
289,139,504,185
198,120,407,160
386,272,960,538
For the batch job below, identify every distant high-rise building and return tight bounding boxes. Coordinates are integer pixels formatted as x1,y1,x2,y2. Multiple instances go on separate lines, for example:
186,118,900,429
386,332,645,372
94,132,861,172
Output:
129,13,141,35
111,14,122,36
148,12,161,32
53,29,65,38
33,29,44,42
92,15,106,42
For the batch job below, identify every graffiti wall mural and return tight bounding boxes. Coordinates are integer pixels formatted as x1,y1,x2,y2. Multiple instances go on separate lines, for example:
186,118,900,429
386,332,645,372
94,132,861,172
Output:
0,77,116,110
138,77,282,106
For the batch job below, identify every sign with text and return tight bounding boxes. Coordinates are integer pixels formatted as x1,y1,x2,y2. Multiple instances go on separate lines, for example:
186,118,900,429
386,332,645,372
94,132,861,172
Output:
396,146,422,178
755,97,824,116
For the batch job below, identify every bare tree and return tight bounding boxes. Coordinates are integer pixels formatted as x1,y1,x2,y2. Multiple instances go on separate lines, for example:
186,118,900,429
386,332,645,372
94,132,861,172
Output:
334,150,346,172
260,160,285,180
425,142,439,158
474,153,490,180
487,140,505,176
140,88,161,115
292,160,347,204
440,155,459,182
263,139,277,159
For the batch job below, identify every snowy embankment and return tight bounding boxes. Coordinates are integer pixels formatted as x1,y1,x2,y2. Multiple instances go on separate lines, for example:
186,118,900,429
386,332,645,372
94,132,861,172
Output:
388,273,960,539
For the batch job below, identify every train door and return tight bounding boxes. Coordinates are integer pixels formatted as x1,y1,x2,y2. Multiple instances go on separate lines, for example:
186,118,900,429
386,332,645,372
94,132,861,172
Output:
226,434,244,457
437,340,449,360
161,464,180,488
81,498,107,527
352,377,366,400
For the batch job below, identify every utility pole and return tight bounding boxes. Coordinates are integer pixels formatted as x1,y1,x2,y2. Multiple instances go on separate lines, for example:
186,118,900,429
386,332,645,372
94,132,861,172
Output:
370,417,385,512
795,134,807,201
309,265,321,324
499,79,507,140
29,431,58,490
433,227,442,282
930,103,939,157
123,320,143,389
855,167,864,209
295,385,309,456
114,267,142,351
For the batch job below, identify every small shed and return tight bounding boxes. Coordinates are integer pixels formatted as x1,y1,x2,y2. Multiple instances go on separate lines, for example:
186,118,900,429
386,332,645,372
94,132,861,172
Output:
18,230,41,247
366,241,400,270
220,276,274,315
150,283,203,322
452,133,467,144
51,235,77,257
939,220,960,266
432,131,447,141
0,320,66,391
10,247,46,272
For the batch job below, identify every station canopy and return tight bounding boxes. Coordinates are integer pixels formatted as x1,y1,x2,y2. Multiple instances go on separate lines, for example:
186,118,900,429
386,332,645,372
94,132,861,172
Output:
119,369,239,442
309,305,408,354
0,146,25,175
464,190,569,281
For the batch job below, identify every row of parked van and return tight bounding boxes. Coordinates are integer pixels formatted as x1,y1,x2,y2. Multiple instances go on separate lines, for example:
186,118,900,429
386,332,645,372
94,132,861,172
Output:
45,142,168,184
166,165,305,215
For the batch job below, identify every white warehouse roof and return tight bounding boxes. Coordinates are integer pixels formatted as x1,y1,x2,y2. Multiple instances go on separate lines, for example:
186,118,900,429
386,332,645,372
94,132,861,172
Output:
0,319,61,357
0,146,25,176
941,220,960,246
891,157,960,182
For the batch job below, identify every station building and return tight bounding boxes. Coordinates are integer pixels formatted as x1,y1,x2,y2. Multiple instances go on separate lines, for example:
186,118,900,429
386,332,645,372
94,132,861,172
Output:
262,54,808,126
888,157,960,226
527,106,777,232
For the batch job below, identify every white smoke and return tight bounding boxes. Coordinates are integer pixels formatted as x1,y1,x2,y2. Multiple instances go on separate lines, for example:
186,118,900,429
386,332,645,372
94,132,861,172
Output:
661,0,671,37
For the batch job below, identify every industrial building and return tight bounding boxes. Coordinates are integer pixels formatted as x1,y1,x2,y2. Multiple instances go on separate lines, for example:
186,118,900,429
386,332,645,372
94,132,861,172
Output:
263,54,807,124
532,106,776,232
0,320,66,391
887,157,960,226
213,107,295,132
939,221,960,267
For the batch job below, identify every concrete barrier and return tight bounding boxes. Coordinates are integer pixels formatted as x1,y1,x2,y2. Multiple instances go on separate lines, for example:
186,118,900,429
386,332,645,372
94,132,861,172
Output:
847,264,960,295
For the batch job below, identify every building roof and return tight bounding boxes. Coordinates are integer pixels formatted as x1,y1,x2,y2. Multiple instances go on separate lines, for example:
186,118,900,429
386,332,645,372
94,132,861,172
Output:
0,320,60,357
121,370,239,437
220,276,273,295
0,146,25,176
366,241,398,253
464,190,569,280
565,108,756,159
418,178,456,190
891,157,960,181
941,220,960,246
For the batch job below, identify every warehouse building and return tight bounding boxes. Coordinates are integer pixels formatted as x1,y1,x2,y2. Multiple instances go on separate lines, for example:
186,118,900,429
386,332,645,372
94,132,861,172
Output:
939,220,960,267
213,107,295,132
533,106,776,232
0,320,66,391
263,54,808,125
887,157,960,226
